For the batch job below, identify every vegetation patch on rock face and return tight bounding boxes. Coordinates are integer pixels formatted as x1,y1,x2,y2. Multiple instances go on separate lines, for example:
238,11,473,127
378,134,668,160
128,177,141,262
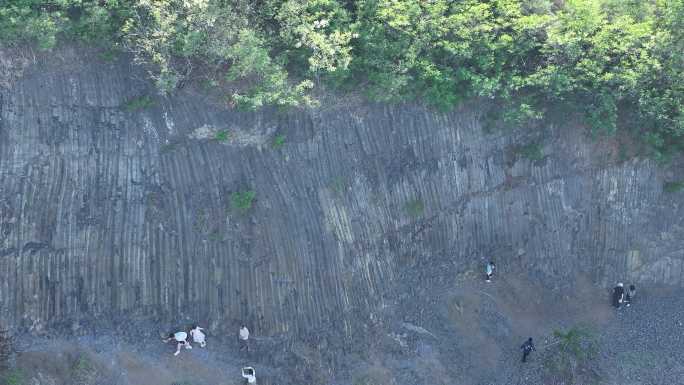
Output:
231,190,256,214
517,142,545,162
214,130,231,143
71,354,99,385
0,328,13,371
663,180,684,193
122,95,155,112
0,329,21,385
542,327,601,385
1,369,24,385
328,176,348,198
272,134,286,149
404,199,425,218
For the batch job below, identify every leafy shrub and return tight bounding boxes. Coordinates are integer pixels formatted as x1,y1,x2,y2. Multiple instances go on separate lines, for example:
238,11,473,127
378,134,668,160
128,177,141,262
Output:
98,49,119,63
214,130,231,142
543,327,601,385
517,142,544,162
160,143,178,153
73,355,92,373
231,190,256,213
0,328,12,371
71,354,99,385
664,181,684,193
272,134,286,149
328,176,347,197
404,199,424,218
123,95,155,112
207,230,223,242
2,369,24,385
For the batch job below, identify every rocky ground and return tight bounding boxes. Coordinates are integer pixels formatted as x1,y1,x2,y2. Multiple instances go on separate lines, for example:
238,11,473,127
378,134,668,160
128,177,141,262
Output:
496,285,684,385
598,286,684,385
3,277,683,385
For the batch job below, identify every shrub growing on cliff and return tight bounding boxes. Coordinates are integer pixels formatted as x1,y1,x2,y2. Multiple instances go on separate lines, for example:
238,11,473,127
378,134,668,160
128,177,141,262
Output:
664,181,684,193
543,326,601,385
404,199,425,218
517,142,544,162
231,190,256,214
1,369,24,385
214,130,231,143
71,354,99,385
272,134,286,149
328,176,347,198
123,95,155,112
0,328,14,372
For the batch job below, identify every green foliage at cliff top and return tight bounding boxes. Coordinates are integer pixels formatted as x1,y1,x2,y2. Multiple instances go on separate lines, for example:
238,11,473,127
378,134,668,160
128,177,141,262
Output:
1,0,682,158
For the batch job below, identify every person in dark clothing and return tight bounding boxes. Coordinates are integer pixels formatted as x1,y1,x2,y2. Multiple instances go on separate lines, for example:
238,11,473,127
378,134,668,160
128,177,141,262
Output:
625,284,636,307
521,337,535,362
612,283,625,308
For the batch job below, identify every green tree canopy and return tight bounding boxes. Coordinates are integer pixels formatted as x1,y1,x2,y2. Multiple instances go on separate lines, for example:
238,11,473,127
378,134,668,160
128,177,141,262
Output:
1,0,682,157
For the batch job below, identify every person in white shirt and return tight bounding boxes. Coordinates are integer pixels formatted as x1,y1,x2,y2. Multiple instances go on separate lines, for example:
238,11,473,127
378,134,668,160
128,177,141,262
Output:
485,261,496,282
190,325,206,348
241,367,256,384
163,331,192,356
613,282,625,308
239,325,250,352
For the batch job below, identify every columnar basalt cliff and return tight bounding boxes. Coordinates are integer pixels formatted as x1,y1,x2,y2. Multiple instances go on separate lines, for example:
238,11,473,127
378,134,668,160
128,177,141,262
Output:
1,48,683,384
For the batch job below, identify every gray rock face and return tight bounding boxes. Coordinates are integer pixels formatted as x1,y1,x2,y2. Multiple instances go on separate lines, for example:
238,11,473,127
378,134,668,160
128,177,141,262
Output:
0,46,683,345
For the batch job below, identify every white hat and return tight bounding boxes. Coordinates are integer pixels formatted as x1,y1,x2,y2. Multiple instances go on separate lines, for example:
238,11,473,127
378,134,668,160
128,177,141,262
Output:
618,282,624,287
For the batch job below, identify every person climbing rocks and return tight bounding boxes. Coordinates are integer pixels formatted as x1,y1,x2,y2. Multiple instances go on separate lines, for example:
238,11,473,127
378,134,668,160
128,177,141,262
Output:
239,325,250,352
190,325,206,348
485,261,496,282
520,337,535,362
163,330,192,356
625,284,636,307
242,367,257,384
612,282,625,308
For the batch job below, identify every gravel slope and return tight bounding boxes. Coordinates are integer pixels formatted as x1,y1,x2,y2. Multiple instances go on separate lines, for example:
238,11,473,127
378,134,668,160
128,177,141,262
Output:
597,288,684,385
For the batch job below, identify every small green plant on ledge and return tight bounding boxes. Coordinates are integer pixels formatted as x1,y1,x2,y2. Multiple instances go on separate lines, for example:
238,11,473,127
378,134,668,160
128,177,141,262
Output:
231,190,256,213
404,199,425,218
2,369,24,385
160,142,179,153
123,95,155,112
517,142,544,162
200,79,219,91
98,48,119,63
272,134,286,149
329,176,347,197
543,326,600,385
71,354,98,383
664,180,684,193
73,355,92,372
214,130,231,142
207,230,223,242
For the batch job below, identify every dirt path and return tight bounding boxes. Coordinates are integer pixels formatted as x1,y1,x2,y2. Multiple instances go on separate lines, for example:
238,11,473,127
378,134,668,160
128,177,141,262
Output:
11,329,286,385
5,279,683,385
